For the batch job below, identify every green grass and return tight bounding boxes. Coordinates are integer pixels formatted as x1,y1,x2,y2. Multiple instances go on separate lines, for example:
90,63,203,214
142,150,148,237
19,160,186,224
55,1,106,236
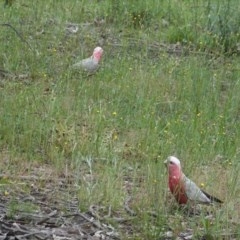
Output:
1,0,240,238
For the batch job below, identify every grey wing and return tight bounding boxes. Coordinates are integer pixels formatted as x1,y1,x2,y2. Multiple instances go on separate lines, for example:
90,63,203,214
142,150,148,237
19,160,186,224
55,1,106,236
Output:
72,58,89,69
72,58,98,72
183,176,211,204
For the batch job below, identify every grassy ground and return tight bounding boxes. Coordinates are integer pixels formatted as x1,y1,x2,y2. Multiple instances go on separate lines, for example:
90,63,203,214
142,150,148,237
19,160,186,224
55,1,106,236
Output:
1,0,240,239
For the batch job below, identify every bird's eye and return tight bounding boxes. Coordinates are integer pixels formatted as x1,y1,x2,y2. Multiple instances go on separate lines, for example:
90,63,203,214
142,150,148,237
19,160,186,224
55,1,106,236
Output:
170,161,174,164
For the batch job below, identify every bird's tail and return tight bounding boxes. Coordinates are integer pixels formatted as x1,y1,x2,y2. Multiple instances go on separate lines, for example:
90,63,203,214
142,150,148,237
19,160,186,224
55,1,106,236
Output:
201,189,223,204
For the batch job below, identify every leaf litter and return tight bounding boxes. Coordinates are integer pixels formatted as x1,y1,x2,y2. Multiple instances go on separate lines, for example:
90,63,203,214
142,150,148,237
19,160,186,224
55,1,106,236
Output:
0,165,123,240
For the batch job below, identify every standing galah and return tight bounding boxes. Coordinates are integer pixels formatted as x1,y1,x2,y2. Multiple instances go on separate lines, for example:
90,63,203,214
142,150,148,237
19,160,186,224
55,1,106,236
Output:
72,46,103,74
164,156,223,205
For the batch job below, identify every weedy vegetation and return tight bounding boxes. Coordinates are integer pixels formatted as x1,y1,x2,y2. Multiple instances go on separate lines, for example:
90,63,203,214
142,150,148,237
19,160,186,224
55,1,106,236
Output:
0,0,240,239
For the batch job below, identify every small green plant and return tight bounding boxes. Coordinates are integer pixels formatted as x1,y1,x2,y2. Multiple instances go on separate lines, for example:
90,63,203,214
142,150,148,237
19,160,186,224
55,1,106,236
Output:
7,200,39,219
204,0,240,54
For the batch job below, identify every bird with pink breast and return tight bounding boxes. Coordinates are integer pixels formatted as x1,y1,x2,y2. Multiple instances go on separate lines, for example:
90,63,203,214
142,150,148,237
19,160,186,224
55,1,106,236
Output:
165,156,223,205
72,46,103,74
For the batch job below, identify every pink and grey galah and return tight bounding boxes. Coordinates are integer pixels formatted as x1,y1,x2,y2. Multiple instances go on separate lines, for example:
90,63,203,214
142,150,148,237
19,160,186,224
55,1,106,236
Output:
72,46,103,74
164,156,223,205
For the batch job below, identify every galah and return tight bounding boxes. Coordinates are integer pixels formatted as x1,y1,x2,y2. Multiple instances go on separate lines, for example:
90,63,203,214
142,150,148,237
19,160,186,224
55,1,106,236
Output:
72,46,103,74
164,156,223,205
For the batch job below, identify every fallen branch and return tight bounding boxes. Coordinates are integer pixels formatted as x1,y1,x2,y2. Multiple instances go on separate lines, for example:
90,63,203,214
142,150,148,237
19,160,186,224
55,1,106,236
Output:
124,196,136,216
1,23,34,51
